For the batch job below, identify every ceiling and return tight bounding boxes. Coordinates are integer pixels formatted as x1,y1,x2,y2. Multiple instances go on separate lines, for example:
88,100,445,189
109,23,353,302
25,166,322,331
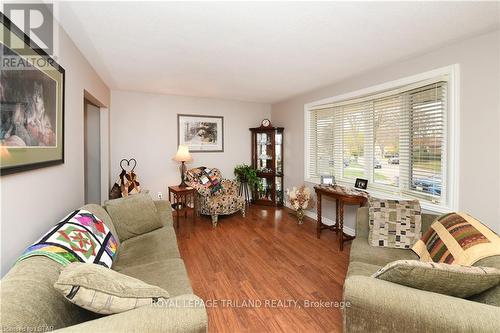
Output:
58,1,499,104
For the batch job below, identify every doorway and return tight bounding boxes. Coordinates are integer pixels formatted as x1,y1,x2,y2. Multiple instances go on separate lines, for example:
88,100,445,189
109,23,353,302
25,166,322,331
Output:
84,100,101,204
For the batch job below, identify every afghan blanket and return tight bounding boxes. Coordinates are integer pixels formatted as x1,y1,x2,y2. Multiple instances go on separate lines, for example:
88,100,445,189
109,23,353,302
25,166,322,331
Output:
188,167,223,194
18,210,118,267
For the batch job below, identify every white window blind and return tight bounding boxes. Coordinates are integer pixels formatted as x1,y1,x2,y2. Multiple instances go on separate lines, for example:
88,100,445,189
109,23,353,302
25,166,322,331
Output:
409,83,446,201
308,107,334,177
306,79,448,207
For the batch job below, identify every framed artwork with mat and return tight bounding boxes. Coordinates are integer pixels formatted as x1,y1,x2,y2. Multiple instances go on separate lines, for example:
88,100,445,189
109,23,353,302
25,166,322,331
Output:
0,13,65,175
177,114,223,152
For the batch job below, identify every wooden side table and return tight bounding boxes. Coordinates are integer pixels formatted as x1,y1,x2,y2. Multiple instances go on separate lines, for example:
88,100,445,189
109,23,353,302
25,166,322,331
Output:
314,185,368,251
168,185,197,228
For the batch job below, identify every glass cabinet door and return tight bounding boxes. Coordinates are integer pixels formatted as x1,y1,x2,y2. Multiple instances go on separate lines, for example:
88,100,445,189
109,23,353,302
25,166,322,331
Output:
256,176,274,202
257,132,273,174
275,176,283,204
275,131,282,175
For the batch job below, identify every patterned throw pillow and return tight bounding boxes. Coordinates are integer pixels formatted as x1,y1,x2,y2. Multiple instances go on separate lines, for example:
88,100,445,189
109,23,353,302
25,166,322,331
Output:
54,263,169,314
368,198,422,249
198,167,223,194
372,260,500,298
412,212,500,266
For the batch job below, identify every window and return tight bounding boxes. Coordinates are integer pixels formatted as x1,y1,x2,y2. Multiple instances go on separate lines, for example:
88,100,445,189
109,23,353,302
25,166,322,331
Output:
305,68,458,211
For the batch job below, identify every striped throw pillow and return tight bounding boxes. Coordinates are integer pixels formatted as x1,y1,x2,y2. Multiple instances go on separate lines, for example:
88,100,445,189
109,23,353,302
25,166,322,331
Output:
412,212,500,266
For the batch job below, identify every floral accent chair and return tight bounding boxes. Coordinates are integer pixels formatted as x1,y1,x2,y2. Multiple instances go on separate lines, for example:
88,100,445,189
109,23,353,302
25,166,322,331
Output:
185,167,245,227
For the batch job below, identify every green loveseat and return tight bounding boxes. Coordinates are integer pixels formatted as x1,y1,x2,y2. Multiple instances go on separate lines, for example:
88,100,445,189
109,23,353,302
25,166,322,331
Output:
343,207,500,333
0,201,207,332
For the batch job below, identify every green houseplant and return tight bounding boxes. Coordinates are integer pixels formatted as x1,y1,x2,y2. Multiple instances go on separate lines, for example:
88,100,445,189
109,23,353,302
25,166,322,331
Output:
233,164,260,190
234,164,261,204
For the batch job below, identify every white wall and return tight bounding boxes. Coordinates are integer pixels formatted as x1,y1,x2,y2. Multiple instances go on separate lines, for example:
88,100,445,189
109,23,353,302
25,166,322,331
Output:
110,91,270,199
0,23,110,275
271,30,500,233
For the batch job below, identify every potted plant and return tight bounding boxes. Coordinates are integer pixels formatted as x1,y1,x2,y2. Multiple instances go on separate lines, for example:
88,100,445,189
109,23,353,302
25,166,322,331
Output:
234,164,260,203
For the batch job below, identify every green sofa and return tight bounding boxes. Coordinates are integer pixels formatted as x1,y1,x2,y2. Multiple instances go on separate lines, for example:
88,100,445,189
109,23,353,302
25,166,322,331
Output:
343,207,500,333
0,201,208,332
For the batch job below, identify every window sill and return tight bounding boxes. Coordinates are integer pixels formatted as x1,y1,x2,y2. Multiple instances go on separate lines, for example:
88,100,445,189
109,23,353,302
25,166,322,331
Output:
305,178,453,216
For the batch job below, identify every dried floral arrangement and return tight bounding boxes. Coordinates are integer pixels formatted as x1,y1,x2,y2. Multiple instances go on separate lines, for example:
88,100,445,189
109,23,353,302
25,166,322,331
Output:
286,185,314,211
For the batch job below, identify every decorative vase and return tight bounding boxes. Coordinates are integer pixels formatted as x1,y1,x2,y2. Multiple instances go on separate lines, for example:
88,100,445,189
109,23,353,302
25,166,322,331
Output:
296,208,305,224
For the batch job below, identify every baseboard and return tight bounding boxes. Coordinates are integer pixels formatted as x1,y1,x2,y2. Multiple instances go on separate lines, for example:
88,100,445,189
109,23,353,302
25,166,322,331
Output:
283,203,355,236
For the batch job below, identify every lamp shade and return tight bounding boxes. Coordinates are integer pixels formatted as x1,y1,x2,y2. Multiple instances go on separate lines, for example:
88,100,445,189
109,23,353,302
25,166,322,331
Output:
173,145,192,162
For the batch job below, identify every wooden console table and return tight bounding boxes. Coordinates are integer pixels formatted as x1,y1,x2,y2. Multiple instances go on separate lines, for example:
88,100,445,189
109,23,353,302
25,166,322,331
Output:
314,185,368,251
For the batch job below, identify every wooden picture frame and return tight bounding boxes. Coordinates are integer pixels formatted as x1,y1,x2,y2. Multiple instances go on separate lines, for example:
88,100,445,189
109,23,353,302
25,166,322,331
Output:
177,114,224,152
0,13,65,175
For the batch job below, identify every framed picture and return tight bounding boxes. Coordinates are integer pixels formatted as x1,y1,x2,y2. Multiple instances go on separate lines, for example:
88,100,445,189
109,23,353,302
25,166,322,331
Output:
0,14,65,175
355,178,368,190
321,175,335,186
177,114,224,152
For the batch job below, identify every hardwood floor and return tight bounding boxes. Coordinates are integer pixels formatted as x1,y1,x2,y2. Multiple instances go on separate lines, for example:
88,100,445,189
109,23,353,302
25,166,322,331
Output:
176,205,351,333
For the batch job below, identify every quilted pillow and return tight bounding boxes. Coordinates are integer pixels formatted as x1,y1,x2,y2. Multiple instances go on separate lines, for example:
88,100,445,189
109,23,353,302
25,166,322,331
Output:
18,209,118,267
55,263,169,314
412,212,500,266
368,198,422,249
197,167,223,194
372,260,500,298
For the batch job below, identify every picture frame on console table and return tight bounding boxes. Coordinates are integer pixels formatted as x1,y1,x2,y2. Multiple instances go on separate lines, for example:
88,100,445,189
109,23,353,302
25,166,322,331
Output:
354,178,368,190
177,114,224,152
321,175,336,186
0,13,65,175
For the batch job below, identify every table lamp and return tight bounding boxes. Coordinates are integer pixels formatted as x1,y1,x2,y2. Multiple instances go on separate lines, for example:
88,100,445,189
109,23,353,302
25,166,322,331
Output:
173,145,192,187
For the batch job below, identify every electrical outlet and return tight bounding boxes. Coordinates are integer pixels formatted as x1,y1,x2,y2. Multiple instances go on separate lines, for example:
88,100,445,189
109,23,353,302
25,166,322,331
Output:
157,192,163,200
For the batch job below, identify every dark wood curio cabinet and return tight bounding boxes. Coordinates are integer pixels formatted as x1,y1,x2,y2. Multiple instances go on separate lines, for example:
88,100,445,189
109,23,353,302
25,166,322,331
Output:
250,125,284,206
